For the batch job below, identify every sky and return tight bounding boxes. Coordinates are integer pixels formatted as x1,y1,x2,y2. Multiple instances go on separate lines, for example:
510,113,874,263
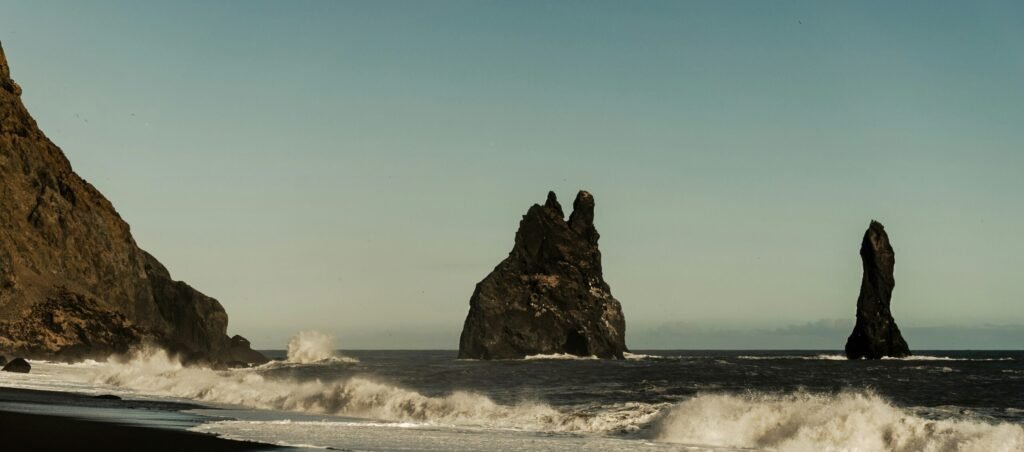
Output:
1,1,1022,349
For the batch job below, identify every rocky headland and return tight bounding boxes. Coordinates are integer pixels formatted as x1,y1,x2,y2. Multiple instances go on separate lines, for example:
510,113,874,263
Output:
458,191,627,359
0,42,265,366
844,220,911,359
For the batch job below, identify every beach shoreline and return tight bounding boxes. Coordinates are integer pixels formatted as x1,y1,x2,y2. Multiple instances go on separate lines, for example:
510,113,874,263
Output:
0,386,284,452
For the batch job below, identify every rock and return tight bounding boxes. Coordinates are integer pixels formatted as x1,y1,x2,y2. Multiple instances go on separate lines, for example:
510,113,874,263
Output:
224,335,269,365
0,356,6,367
1,357,30,373
93,394,122,400
0,289,144,360
142,251,230,360
845,221,911,359
458,191,628,359
0,41,265,366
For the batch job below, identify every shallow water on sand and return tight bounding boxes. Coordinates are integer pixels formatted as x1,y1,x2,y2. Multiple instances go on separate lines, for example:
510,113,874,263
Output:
3,350,1022,451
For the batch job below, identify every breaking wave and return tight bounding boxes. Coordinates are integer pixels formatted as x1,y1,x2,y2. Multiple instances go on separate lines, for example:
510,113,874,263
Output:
89,348,655,433
77,350,1024,450
655,391,1024,452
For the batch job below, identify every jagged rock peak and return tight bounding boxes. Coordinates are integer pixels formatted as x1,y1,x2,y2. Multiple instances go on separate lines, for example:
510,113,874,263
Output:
568,190,597,243
544,191,564,218
0,42,21,96
0,42,8,77
458,190,627,359
863,220,893,267
844,220,911,359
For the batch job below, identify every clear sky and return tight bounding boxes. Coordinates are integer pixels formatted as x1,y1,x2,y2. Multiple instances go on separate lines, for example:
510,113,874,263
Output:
2,1,1022,349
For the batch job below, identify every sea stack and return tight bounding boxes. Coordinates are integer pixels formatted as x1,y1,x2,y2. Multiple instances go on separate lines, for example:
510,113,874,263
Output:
844,221,911,359
0,42,265,365
458,191,627,359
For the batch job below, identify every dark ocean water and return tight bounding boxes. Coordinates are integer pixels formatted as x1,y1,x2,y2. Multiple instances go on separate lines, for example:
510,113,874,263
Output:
259,349,1024,423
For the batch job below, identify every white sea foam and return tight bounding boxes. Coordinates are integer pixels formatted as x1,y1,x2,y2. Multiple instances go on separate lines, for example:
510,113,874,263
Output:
189,392,1024,451
654,391,1024,452
88,347,657,433
26,359,106,368
881,355,1014,362
190,419,684,452
737,354,846,361
523,353,598,360
909,365,959,373
735,354,1013,362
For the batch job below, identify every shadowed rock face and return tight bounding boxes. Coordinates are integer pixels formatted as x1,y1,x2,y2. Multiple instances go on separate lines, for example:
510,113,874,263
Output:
0,42,265,365
458,191,627,359
845,221,911,359
2,357,30,373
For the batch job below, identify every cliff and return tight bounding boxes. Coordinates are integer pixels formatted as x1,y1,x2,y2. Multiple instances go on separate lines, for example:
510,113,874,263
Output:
458,191,628,359
844,221,911,359
0,42,265,365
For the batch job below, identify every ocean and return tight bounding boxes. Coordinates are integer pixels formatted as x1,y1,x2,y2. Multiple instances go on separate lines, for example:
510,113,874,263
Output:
2,347,1022,451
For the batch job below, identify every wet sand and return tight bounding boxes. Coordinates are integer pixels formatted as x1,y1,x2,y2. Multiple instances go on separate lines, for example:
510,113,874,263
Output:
0,387,280,451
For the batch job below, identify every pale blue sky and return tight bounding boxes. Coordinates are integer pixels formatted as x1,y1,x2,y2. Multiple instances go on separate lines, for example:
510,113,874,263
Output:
2,1,1022,348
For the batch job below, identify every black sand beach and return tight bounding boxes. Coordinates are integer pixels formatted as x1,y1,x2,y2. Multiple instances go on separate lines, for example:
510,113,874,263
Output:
0,387,280,452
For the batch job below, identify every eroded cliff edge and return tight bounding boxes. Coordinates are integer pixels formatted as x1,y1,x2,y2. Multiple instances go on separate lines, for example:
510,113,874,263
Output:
844,220,911,359
458,191,627,359
0,42,265,365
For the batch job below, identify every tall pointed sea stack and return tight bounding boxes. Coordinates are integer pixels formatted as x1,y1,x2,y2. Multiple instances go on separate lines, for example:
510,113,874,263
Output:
844,221,911,359
458,191,627,359
0,42,264,365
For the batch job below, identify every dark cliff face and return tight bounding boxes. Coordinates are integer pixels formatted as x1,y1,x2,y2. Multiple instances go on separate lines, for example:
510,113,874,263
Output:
458,191,628,359
844,221,911,359
0,42,265,365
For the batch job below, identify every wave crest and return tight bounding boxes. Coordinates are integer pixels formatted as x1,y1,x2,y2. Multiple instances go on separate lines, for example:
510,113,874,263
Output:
654,391,1024,451
90,348,652,433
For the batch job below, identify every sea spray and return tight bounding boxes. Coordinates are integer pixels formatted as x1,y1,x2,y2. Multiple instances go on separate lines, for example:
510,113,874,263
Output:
287,330,341,363
654,390,1024,452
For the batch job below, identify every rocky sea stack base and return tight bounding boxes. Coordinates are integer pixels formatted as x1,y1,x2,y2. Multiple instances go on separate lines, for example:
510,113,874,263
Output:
845,221,911,359
458,191,627,359
0,42,265,366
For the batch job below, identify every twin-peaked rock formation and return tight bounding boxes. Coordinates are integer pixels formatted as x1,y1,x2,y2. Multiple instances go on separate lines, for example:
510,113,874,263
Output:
845,221,911,359
0,42,264,365
459,191,628,359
